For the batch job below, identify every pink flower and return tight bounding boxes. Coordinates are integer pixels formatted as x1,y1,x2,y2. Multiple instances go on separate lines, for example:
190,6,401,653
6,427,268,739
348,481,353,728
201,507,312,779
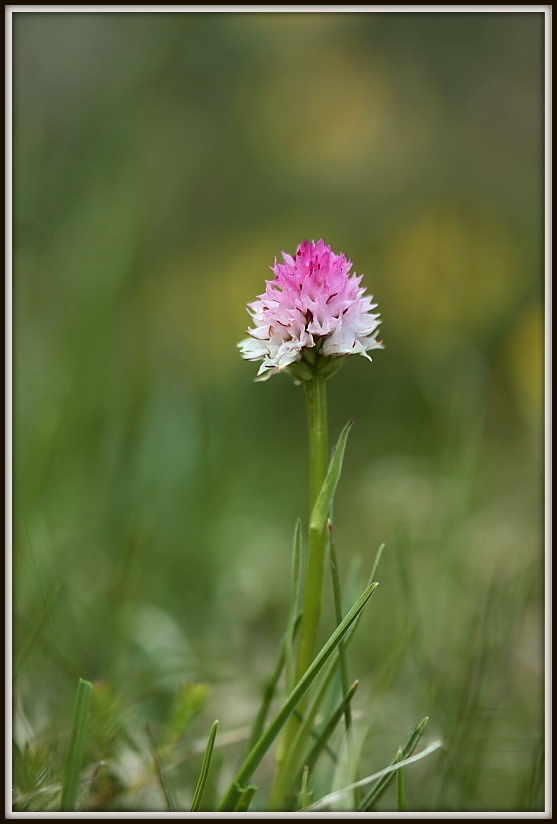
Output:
238,239,382,380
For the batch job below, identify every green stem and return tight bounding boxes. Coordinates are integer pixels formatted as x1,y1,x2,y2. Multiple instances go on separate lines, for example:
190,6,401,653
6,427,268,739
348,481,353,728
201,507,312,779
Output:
296,373,329,682
270,373,329,809
60,678,93,812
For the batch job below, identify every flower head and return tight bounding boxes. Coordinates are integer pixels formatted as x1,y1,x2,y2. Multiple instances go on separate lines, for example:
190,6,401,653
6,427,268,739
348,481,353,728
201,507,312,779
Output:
238,239,383,381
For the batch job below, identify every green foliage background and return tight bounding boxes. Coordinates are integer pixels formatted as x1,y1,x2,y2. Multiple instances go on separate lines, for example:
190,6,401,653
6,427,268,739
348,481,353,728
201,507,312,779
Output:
12,10,545,812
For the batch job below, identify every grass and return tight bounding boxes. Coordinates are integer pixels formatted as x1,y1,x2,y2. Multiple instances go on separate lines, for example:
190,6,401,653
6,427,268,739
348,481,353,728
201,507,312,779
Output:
11,379,545,812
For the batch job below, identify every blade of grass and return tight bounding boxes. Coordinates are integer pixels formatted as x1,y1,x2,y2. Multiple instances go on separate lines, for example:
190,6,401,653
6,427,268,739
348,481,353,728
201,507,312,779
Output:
217,581,378,812
234,783,258,812
245,613,301,758
329,537,351,732
370,542,386,583
285,519,303,693
291,708,338,762
330,538,362,809
358,716,430,811
303,680,359,777
338,556,384,651
190,720,219,812
302,739,443,812
244,642,285,758
299,766,313,808
396,747,406,811
59,678,93,812
309,420,353,534
341,570,379,649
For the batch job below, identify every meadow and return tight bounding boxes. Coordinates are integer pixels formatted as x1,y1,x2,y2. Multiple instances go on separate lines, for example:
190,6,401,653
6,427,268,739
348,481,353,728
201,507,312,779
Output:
12,10,546,814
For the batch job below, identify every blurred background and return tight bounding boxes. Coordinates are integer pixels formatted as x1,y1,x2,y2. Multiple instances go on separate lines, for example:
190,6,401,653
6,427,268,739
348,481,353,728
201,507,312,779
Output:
12,10,546,812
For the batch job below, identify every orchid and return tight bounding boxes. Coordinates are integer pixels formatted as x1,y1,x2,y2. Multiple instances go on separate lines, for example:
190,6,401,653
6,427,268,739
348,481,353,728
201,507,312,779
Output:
48,240,440,817
236,241,390,808
238,239,383,381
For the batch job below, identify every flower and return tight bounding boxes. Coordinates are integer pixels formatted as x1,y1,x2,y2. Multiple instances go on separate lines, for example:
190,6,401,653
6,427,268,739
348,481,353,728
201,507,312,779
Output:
238,239,383,380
